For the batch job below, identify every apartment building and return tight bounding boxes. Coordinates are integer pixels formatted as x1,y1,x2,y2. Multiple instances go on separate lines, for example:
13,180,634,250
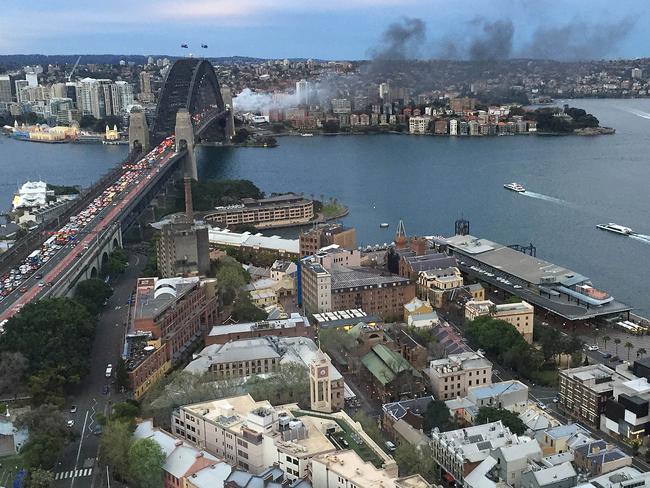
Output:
558,364,633,427
427,352,493,401
430,421,516,486
172,395,393,483
205,313,313,346
301,249,414,320
204,194,314,229
311,451,431,488
465,299,535,343
299,223,356,258
603,377,650,441
408,116,431,134
126,276,217,398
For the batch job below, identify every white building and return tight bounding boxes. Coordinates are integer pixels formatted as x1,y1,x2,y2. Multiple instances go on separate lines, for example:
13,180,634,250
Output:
409,116,431,134
449,119,458,135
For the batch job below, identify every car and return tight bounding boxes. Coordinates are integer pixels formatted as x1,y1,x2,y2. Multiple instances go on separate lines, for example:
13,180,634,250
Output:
70,405,77,413
92,425,103,436
513,285,523,289
552,398,559,403
587,345,599,351
19,287,27,293
67,420,75,428
537,402,547,410
105,363,113,378
38,282,45,287
601,352,612,358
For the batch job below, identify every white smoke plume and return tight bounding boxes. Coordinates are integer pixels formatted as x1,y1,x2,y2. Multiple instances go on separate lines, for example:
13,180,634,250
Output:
232,88,297,114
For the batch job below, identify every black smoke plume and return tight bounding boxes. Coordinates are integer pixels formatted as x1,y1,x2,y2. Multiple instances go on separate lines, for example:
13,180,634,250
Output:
370,17,426,60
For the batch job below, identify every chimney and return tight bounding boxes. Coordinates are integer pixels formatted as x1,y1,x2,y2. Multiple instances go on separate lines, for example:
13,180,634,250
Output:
184,176,193,221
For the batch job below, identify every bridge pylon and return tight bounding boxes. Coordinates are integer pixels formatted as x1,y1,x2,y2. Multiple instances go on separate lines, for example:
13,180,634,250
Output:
128,108,150,153
175,109,197,179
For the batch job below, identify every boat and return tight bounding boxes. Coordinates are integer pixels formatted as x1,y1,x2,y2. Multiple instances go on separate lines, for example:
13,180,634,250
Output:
503,182,525,192
379,223,389,228
301,133,314,137
596,223,633,235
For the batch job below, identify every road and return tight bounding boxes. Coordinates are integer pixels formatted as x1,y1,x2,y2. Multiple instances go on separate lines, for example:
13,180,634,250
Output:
52,250,145,488
0,148,176,322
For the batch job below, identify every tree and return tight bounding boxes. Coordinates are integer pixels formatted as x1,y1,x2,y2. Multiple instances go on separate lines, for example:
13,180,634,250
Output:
17,405,74,468
474,407,527,435
231,128,251,144
141,371,242,429
318,327,356,354
231,292,267,322
422,399,456,433
602,335,610,352
246,363,309,406
614,338,621,356
625,341,634,361
394,444,437,483
0,351,28,395
112,400,141,422
26,468,55,488
127,438,165,488
0,299,96,394
100,420,133,481
74,278,113,316
115,357,129,390
79,114,98,129
215,256,249,305
638,348,647,359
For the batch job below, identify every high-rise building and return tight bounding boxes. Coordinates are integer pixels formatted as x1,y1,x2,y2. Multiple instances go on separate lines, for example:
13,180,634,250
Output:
632,68,643,80
296,79,309,105
138,71,154,102
0,75,13,104
25,72,38,87
14,80,28,103
51,83,67,99
48,98,74,124
111,81,134,114
379,82,390,102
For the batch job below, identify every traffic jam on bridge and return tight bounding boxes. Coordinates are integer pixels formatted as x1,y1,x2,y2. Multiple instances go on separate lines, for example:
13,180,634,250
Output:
0,135,176,327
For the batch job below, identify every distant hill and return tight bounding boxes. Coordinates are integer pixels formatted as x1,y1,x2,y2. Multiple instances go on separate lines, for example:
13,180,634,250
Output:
0,54,319,71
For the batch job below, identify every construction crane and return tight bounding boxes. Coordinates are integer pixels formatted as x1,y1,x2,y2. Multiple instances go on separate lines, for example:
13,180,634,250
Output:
67,56,81,82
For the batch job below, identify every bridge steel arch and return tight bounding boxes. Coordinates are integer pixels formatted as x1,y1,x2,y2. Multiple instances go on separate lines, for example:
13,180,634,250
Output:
150,59,226,145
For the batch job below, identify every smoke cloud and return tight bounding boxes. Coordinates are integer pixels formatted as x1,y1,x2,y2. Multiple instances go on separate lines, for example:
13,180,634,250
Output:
232,88,297,113
370,17,426,60
468,18,514,60
520,17,636,61
370,15,635,61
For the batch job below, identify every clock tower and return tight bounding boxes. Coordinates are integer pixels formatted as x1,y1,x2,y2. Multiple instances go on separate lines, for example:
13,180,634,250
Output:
310,353,333,413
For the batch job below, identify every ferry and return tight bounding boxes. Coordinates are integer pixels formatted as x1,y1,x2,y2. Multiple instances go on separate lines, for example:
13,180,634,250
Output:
504,182,525,192
380,223,390,228
596,223,633,235
301,133,314,137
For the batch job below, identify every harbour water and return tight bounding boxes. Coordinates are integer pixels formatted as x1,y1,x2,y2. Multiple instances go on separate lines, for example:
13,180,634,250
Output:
197,98,650,316
2,98,650,314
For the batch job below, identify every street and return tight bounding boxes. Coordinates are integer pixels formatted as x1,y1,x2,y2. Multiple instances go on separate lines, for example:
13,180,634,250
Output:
51,249,145,488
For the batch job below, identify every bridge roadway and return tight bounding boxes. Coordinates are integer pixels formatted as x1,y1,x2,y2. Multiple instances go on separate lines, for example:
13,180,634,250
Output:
0,146,184,323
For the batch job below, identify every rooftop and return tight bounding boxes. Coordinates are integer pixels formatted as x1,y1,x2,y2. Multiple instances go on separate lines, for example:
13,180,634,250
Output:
208,227,299,254
382,396,435,422
432,421,516,464
330,265,411,291
429,351,492,373
445,234,631,320
561,364,632,393
207,313,310,337
468,380,528,400
312,309,381,329
133,276,199,321
529,462,576,486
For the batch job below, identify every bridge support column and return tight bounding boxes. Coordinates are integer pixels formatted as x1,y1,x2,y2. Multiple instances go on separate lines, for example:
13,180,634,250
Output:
175,109,197,179
128,108,149,153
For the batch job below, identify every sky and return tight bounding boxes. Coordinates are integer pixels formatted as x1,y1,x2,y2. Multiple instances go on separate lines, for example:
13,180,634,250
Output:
1,0,648,60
